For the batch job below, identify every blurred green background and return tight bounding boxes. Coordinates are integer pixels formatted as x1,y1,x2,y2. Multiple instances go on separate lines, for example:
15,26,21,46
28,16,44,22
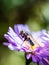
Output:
0,0,49,65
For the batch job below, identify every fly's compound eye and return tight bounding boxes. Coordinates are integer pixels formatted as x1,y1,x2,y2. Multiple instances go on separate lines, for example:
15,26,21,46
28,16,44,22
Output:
20,31,27,41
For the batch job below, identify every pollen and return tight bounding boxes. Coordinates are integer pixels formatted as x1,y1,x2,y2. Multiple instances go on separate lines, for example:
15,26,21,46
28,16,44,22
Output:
31,43,39,50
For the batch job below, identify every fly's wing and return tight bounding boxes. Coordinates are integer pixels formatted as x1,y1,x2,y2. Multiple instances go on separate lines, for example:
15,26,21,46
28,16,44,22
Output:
31,30,46,47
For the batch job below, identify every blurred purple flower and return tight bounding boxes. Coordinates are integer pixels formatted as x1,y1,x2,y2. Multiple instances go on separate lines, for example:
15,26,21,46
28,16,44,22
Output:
3,24,49,65
3,24,30,51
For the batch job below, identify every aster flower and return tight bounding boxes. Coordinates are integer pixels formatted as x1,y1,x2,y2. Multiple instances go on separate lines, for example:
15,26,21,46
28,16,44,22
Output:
3,24,49,65
3,24,31,51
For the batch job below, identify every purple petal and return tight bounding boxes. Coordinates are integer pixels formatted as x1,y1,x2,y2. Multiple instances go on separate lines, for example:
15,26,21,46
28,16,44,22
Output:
7,27,23,45
26,54,32,59
14,24,30,33
3,42,9,46
32,55,40,62
40,58,49,65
